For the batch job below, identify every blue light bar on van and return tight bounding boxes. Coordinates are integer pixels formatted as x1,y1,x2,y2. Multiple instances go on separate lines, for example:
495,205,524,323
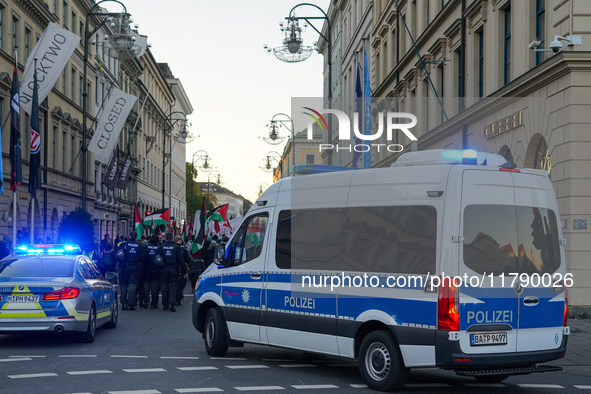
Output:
14,244,81,256
290,164,358,175
440,149,478,164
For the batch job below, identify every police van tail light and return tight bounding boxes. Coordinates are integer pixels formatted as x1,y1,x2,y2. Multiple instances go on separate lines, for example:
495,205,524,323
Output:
43,287,80,300
564,285,568,327
438,278,459,331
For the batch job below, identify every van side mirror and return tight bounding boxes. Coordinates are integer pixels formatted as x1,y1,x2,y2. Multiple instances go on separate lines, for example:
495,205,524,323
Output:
214,244,226,265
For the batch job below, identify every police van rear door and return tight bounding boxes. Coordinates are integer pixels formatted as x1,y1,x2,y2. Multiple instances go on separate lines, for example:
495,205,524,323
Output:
459,169,519,354
511,172,565,353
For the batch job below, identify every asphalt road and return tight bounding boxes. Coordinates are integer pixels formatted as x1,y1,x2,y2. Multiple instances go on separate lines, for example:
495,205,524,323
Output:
1,288,590,394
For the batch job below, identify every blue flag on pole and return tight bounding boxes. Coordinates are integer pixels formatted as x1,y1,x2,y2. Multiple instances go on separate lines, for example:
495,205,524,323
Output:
29,63,42,199
353,64,363,168
363,47,372,169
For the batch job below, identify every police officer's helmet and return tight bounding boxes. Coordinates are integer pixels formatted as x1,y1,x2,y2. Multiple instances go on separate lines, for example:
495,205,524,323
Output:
154,254,164,267
116,249,125,261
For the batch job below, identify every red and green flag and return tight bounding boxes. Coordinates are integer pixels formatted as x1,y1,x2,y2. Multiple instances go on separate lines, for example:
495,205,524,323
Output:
192,199,207,254
134,204,143,239
207,203,228,223
143,208,170,226
150,219,157,235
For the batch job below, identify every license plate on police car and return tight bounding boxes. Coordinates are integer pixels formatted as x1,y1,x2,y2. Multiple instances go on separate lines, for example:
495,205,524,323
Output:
6,295,40,303
470,332,507,346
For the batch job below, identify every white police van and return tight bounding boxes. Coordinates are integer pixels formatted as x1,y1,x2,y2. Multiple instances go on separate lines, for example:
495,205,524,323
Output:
192,149,569,391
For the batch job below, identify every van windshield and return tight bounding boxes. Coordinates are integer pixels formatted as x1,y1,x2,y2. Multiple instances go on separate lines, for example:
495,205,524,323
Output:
463,205,560,275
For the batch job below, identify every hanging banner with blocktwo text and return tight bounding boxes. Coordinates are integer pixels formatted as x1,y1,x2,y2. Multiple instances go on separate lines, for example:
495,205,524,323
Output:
103,147,119,191
88,88,137,164
20,22,80,115
116,149,132,190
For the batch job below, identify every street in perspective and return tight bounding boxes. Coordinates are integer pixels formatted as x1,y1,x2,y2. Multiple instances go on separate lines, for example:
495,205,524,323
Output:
1,0,591,393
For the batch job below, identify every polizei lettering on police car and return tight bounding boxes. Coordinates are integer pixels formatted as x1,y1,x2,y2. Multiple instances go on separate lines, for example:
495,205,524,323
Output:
97,98,127,149
467,310,513,324
284,296,315,309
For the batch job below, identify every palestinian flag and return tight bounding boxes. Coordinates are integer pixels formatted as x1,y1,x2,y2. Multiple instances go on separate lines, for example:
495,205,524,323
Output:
143,208,170,226
150,219,158,235
133,204,143,239
193,199,206,254
182,222,189,242
207,203,228,223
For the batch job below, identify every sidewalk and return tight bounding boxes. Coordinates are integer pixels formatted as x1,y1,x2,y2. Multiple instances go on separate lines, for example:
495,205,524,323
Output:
550,318,591,378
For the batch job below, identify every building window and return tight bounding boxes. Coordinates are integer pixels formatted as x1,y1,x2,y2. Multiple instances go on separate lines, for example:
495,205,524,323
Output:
12,16,18,59
62,1,67,27
439,65,444,123
87,82,91,109
425,0,430,27
504,5,511,85
71,12,76,33
456,48,462,111
62,68,66,94
71,67,76,102
95,77,98,103
53,126,58,170
536,0,545,65
62,130,67,172
53,0,57,14
24,27,31,60
0,6,4,51
306,154,315,165
71,136,76,176
478,31,484,98
79,75,83,106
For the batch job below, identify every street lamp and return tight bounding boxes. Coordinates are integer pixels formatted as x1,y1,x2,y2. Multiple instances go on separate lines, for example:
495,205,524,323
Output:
162,110,189,209
81,1,143,212
260,151,282,173
189,150,210,222
265,3,332,110
207,170,221,207
258,182,270,197
266,113,295,171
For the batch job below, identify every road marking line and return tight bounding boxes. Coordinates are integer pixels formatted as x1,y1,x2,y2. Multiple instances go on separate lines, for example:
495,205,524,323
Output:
278,364,316,368
235,386,285,391
122,368,167,373
177,366,218,371
517,384,564,389
112,355,148,358
108,391,161,394
67,370,113,375
210,357,246,361
175,389,223,393
161,357,200,360
350,384,368,388
9,355,45,358
0,358,32,362
262,359,295,362
575,386,591,390
58,355,97,358
405,383,451,388
225,365,269,369
8,373,58,379
291,385,339,390
465,383,506,388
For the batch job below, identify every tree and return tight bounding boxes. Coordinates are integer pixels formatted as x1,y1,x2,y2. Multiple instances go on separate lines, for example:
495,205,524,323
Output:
58,207,95,253
185,162,217,222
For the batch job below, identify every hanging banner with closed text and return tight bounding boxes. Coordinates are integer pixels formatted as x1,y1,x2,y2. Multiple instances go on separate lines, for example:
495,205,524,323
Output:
88,88,137,164
20,22,80,115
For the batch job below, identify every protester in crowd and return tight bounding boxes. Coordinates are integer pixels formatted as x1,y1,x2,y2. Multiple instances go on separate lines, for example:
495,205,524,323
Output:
175,236,191,306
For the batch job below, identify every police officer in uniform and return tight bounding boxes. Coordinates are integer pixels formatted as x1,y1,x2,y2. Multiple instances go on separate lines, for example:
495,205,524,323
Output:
117,231,147,311
175,236,191,306
158,233,188,312
143,235,161,308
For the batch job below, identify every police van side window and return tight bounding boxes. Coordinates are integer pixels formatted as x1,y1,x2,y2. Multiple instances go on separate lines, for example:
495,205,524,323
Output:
463,205,560,275
229,214,269,266
275,206,436,273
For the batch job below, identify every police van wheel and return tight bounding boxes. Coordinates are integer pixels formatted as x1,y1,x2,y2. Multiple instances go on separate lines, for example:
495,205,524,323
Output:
104,296,119,329
474,375,509,383
204,308,228,357
359,330,408,392
78,305,97,343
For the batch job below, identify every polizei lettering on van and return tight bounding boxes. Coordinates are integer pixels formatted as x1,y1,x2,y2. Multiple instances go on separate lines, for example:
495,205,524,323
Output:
467,310,513,324
284,296,315,309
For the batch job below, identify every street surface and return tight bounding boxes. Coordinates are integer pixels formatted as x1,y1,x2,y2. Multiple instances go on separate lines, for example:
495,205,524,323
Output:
1,286,590,394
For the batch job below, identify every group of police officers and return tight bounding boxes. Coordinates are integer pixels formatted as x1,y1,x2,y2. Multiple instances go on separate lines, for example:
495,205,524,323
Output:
116,231,193,312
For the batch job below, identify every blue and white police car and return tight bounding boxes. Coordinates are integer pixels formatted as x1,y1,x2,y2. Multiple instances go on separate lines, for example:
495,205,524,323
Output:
0,244,118,342
193,149,569,392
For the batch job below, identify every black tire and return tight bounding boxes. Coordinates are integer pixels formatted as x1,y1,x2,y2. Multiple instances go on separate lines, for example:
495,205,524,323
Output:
103,295,118,329
474,375,509,383
358,330,409,392
78,304,97,343
204,308,228,357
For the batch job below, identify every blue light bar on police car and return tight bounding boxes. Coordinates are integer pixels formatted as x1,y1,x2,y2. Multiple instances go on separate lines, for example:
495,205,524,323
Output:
290,164,358,175
14,244,81,256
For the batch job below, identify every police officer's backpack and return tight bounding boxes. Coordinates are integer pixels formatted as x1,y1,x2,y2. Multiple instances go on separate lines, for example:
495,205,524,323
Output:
116,249,125,261
154,254,164,267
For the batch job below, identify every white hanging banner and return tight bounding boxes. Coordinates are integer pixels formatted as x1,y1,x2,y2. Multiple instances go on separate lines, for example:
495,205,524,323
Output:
20,22,80,115
88,88,137,164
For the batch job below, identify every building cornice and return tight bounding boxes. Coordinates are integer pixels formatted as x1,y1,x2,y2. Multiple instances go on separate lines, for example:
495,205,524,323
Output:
13,0,56,28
